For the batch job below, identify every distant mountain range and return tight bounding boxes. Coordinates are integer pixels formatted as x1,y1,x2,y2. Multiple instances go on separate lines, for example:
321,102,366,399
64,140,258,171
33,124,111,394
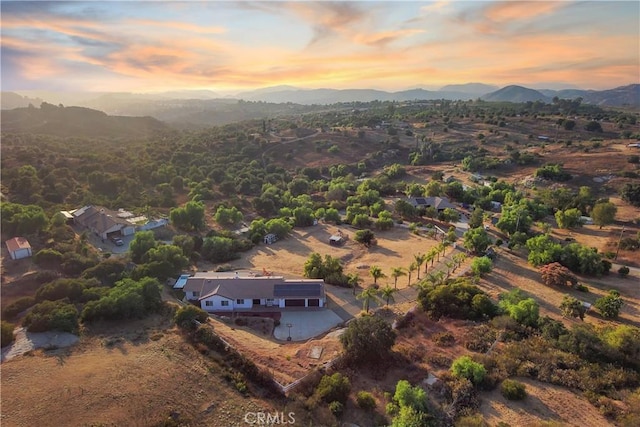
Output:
1,83,637,130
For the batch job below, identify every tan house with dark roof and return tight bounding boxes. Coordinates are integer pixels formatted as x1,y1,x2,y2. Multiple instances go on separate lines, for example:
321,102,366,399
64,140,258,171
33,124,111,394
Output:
407,196,456,212
73,206,136,240
183,272,326,312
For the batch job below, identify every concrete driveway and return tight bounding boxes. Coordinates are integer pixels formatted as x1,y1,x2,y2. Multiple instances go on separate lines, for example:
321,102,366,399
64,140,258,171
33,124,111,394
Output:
274,310,343,342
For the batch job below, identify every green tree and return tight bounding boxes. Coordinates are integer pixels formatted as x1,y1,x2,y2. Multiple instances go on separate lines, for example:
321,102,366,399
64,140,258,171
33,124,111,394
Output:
591,202,617,229
174,305,209,330
560,295,586,320
391,267,406,290
407,262,417,286
595,290,624,319
393,380,428,412
265,218,292,238
214,205,243,227
340,315,396,364
555,208,583,229
470,256,492,276
499,289,539,327
145,244,189,278
357,287,381,313
316,373,351,404
413,253,427,280
354,229,376,247
526,234,562,267
170,201,205,231
1,321,15,348
469,208,484,229
463,227,491,255
347,273,362,295
1,202,49,236
369,265,386,284
23,300,79,333
380,285,398,306
451,355,487,386
201,236,236,262
130,231,158,264
394,199,416,219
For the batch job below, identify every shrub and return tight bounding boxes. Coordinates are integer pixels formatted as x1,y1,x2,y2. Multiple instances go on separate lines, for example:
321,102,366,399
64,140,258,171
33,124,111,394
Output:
618,266,630,277
356,391,376,410
1,321,16,348
23,300,79,333
328,401,344,416
500,379,526,400
471,256,492,276
340,315,396,364
595,290,624,319
174,305,209,330
451,356,487,386
316,373,351,404
432,332,456,347
3,296,36,320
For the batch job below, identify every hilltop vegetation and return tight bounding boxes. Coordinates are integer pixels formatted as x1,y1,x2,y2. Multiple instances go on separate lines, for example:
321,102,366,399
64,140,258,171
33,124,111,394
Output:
1,95,639,426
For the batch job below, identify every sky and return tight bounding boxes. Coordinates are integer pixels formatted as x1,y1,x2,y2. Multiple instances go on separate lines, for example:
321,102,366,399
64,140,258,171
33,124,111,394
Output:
1,1,639,94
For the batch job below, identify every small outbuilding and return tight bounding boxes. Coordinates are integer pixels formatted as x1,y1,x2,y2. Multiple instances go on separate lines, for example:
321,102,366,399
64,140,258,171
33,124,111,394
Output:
329,235,344,246
5,237,33,260
263,233,278,245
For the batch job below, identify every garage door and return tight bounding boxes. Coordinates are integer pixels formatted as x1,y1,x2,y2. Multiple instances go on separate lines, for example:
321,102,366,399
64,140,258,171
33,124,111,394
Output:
308,299,320,307
285,299,305,307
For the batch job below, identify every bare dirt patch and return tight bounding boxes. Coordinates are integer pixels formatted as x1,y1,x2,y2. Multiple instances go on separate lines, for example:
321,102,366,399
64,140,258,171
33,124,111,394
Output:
0,315,281,427
480,377,614,427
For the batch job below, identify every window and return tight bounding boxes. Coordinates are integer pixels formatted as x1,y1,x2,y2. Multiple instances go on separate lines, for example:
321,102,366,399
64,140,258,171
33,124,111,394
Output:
236,299,245,305
193,291,199,298
221,300,229,306
205,301,213,307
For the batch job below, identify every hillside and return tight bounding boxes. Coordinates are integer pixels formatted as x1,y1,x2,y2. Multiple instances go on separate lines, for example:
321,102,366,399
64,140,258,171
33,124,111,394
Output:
0,103,168,138
481,85,550,103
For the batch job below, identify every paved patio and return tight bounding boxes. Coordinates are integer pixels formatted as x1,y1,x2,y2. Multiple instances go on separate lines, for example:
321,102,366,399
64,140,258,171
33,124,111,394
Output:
273,310,343,342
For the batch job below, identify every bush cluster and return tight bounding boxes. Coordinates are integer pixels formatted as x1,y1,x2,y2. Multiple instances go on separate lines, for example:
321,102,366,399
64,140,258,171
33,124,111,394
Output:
500,379,527,400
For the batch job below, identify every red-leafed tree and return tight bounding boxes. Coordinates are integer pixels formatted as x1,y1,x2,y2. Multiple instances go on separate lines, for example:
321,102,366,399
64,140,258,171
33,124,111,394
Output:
539,262,578,288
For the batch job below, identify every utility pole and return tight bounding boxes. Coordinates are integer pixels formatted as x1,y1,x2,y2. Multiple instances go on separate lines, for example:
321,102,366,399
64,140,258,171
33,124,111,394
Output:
614,225,626,260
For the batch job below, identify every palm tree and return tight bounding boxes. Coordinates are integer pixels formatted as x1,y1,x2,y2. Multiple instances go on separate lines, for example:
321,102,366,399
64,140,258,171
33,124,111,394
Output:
429,247,438,267
426,270,446,286
424,251,434,275
391,267,406,289
445,260,455,277
380,285,398,306
369,265,386,285
347,273,363,295
357,287,380,313
441,240,450,256
407,262,417,286
413,253,426,280
452,253,467,272
435,243,443,261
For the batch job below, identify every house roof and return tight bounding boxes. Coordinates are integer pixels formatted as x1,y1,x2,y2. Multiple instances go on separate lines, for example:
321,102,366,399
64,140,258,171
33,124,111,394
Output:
184,275,325,301
5,237,31,253
74,206,132,234
407,196,455,211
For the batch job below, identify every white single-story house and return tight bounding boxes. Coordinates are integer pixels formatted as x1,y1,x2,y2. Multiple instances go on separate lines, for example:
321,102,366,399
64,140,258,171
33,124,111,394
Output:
183,273,326,312
5,237,33,260
407,196,456,212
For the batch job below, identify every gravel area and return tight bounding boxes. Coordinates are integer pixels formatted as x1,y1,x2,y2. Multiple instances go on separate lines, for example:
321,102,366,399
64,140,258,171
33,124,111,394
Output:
1,327,79,362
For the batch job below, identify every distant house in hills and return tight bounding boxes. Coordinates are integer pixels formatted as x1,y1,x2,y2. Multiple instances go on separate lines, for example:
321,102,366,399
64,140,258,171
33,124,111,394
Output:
5,237,32,260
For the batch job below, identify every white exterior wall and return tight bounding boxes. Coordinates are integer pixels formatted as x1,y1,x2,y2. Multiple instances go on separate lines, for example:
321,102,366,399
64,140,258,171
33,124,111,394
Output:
186,290,200,300
233,299,253,309
201,295,234,311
